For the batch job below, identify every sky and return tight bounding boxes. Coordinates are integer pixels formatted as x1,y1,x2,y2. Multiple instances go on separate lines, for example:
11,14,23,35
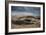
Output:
11,6,40,16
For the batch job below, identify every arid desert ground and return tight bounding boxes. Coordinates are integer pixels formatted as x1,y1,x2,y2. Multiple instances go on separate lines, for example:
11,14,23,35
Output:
11,16,40,29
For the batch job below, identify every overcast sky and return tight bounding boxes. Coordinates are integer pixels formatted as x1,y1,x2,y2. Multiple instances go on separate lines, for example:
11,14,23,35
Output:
11,6,40,16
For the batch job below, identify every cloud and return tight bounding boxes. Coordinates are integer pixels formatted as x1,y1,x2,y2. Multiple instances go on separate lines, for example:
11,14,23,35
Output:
12,12,33,16
11,6,40,16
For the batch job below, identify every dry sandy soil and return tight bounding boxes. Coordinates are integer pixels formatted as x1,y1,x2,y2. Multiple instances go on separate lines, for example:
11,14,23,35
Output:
11,16,40,29
11,22,40,29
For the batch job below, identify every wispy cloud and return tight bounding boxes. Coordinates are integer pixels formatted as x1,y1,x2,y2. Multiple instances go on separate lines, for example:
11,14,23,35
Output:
11,12,39,16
